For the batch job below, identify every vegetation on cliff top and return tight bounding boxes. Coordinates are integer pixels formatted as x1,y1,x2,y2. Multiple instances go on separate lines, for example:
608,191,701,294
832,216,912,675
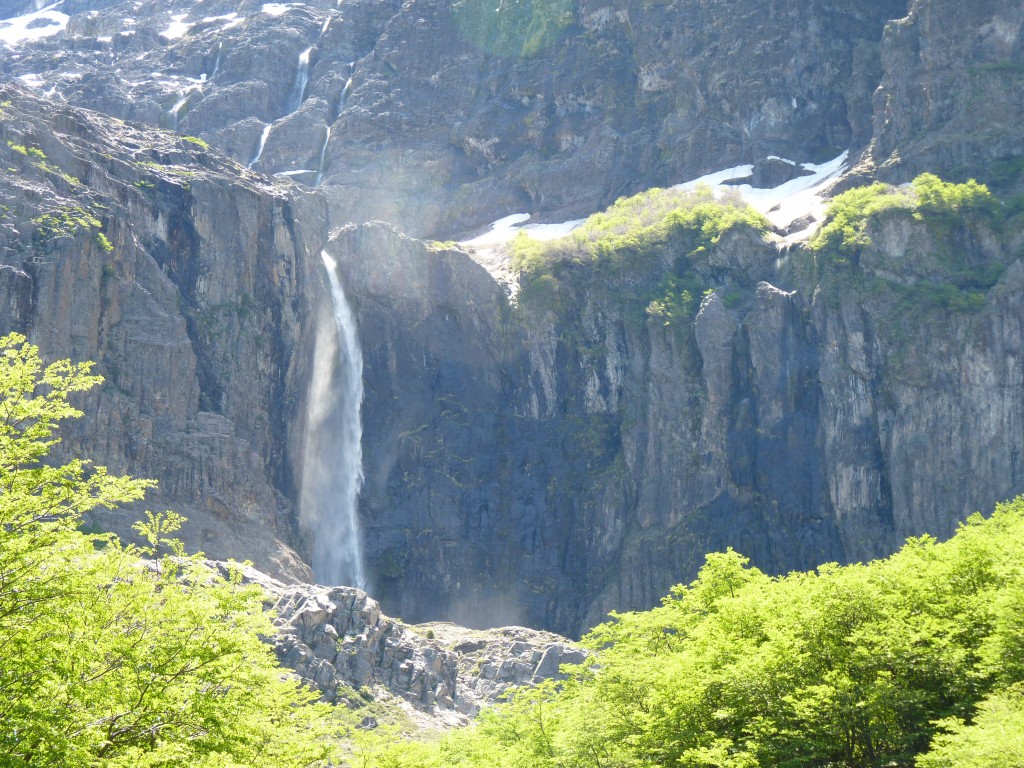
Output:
809,174,1001,258
804,174,1009,315
510,185,770,316
512,184,769,274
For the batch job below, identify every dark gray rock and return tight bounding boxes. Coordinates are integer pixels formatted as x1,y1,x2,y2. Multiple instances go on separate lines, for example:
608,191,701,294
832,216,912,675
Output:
0,83,314,582
4,0,906,236
864,0,1024,191
228,563,587,726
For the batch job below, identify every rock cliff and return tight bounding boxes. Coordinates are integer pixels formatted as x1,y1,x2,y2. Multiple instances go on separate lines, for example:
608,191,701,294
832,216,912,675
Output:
0,83,315,580
323,200,1024,636
2,0,1024,640
4,0,907,236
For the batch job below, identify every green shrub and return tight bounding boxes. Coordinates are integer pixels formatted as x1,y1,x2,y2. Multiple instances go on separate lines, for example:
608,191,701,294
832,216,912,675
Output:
94,232,114,253
0,334,341,766
416,498,1024,768
511,185,770,277
182,135,209,149
810,174,1001,259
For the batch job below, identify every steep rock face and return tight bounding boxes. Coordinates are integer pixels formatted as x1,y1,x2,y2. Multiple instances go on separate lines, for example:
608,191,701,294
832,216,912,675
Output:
0,84,315,579
864,0,1024,189
810,213,1024,552
4,0,906,236
321,206,1024,637
4,0,1024,643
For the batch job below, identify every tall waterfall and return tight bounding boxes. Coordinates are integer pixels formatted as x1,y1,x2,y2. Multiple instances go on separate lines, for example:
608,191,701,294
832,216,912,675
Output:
288,47,313,114
314,126,331,186
248,124,272,168
210,42,223,78
300,251,366,589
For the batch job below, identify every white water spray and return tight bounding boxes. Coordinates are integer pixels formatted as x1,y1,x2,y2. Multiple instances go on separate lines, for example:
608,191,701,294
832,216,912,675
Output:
168,93,188,131
300,251,366,589
210,41,223,78
288,47,313,114
248,123,272,168
314,125,331,186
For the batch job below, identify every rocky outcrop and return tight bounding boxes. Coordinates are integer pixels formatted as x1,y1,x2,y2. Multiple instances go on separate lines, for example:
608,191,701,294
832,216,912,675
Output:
227,563,587,728
862,0,1024,191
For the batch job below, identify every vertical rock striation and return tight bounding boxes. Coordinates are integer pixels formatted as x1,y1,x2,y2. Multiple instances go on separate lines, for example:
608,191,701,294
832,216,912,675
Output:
0,84,316,580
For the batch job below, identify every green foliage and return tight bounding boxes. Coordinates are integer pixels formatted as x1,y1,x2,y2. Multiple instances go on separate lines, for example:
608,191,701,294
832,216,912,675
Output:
808,182,914,255
911,173,1001,221
0,333,339,766
512,185,769,277
450,0,573,58
181,135,209,149
916,686,1024,768
806,175,1007,315
31,206,102,241
4,139,78,185
95,232,114,253
646,274,704,326
405,501,1024,768
810,175,1000,259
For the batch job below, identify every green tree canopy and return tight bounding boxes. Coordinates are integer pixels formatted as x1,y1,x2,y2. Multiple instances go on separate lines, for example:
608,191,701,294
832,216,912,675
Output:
0,333,338,766
395,502,1024,768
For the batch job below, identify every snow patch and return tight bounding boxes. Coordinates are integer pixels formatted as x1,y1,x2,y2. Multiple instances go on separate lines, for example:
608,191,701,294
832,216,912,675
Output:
202,13,238,23
459,152,849,286
671,164,753,189
0,5,69,48
674,152,849,239
160,13,191,40
261,3,293,16
459,213,586,294
17,73,44,88
462,213,586,247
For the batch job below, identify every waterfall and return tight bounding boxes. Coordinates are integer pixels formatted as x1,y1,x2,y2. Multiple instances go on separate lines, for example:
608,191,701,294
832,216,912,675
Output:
300,251,366,589
210,42,223,78
248,124,272,168
314,125,331,186
168,94,188,131
288,47,313,114
331,74,354,121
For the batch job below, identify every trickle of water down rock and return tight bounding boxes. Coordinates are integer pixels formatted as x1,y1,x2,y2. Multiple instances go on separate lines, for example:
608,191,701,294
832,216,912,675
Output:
300,251,366,589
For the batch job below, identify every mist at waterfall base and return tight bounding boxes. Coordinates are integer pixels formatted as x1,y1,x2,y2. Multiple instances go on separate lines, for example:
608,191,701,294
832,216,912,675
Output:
299,252,367,590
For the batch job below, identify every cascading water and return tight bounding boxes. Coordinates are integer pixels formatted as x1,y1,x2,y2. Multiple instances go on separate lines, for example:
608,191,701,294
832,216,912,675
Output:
314,125,331,186
299,251,366,589
288,47,313,114
210,42,223,78
248,124,272,168
168,94,188,131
